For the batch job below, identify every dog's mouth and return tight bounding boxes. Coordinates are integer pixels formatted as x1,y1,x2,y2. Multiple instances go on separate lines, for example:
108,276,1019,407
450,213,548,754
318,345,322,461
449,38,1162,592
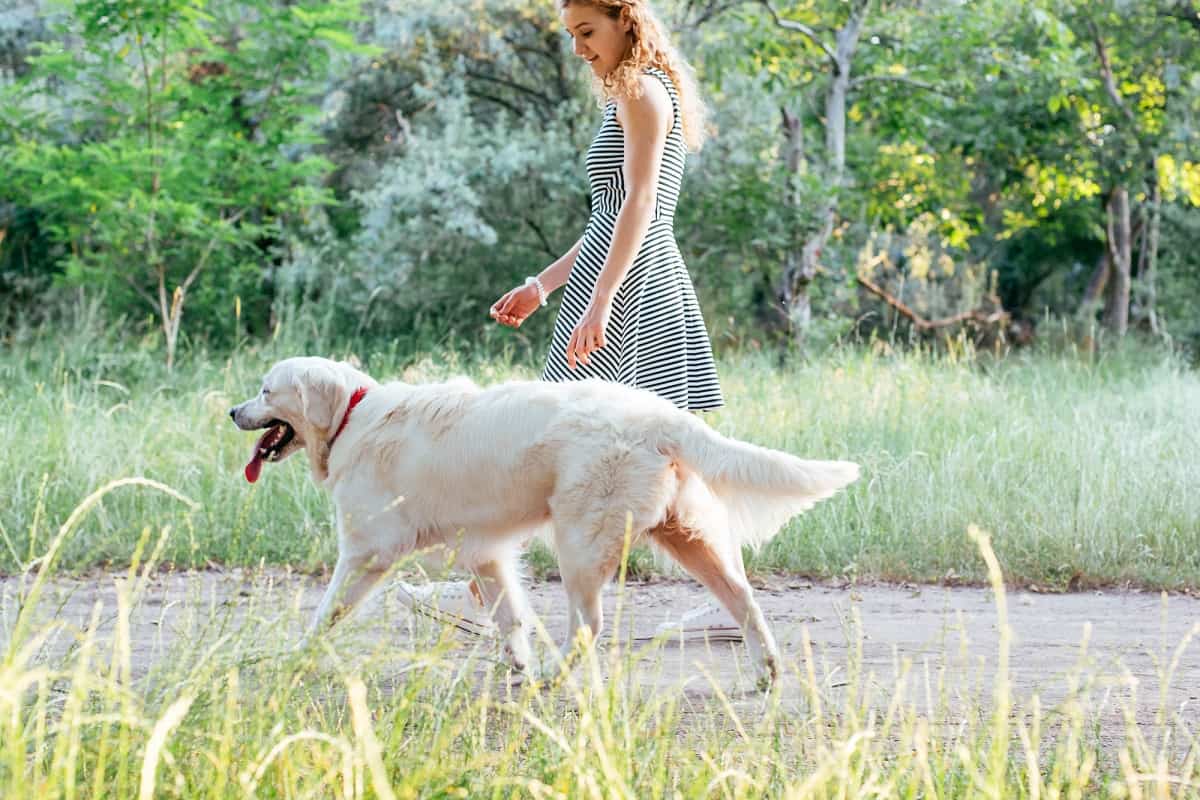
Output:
244,420,295,483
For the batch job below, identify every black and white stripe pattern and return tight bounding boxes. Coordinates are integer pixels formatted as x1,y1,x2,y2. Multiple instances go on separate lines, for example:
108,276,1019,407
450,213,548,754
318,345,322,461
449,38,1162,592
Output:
542,67,724,412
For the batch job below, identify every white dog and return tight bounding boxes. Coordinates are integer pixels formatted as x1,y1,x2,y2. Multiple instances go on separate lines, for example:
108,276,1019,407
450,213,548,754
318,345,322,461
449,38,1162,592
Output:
230,357,859,683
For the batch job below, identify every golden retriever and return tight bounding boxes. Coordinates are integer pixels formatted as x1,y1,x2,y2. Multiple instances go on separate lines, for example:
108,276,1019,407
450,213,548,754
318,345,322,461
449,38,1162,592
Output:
230,356,859,684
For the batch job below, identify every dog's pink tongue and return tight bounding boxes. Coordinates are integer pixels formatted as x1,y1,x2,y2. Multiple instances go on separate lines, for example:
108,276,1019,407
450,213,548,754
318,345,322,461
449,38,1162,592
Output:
244,452,263,483
245,426,281,483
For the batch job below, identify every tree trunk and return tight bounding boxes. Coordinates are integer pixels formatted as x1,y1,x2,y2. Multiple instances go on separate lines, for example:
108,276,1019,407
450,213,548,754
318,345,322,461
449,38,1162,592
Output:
777,2,866,344
1080,250,1109,313
778,104,821,335
778,212,833,335
1136,177,1161,334
766,107,808,333
1102,187,1131,336
781,106,804,175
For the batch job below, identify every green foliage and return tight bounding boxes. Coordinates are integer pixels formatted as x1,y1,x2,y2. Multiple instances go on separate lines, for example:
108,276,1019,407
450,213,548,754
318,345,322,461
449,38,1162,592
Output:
274,0,594,343
0,0,371,353
1156,201,1200,358
1,0,1199,352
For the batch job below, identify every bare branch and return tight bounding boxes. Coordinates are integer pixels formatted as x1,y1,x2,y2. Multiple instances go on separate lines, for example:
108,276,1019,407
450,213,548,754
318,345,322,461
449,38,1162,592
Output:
522,215,558,260
125,274,160,314
393,108,412,143
468,90,523,118
758,0,837,65
179,209,246,296
856,271,1009,331
684,1,748,27
465,70,552,105
849,72,950,97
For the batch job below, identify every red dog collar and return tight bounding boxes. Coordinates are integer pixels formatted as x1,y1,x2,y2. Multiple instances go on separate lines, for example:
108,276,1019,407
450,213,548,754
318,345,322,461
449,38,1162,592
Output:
330,386,369,449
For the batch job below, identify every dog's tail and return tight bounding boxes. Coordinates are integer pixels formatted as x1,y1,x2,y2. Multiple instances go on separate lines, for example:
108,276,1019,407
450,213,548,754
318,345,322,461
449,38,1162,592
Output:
659,417,859,549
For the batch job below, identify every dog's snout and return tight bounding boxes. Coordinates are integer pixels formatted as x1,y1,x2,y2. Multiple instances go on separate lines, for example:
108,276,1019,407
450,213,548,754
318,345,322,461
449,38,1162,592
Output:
229,406,238,422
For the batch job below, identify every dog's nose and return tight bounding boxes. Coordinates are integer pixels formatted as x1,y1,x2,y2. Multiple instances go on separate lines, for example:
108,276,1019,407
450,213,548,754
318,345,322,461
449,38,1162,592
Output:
229,407,237,421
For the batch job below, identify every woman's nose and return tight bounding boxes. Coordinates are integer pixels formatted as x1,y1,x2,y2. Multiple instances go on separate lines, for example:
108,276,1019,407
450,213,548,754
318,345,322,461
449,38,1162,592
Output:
573,38,587,58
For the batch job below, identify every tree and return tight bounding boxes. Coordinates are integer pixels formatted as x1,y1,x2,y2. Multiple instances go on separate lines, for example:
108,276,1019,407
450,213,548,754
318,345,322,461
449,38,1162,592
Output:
735,0,1006,342
1045,0,1200,335
1,0,371,365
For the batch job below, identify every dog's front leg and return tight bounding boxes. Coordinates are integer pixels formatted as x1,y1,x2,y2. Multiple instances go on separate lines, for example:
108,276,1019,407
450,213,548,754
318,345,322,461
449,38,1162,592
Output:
307,553,391,640
472,558,533,672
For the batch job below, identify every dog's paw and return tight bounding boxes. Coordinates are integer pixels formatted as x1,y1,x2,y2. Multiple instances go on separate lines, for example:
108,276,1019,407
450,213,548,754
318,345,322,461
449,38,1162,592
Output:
754,655,779,693
521,656,571,689
502,638,531,673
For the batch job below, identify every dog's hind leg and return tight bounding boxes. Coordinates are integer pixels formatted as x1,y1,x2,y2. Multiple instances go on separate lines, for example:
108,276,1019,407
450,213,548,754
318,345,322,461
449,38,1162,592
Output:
546,455,677,674
559,553,609,643
650,519,780,689
548,518,624,664
472,557,533,672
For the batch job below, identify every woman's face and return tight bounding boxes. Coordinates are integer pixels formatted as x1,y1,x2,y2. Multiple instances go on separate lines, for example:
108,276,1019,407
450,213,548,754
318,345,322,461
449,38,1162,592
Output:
561,3,632,79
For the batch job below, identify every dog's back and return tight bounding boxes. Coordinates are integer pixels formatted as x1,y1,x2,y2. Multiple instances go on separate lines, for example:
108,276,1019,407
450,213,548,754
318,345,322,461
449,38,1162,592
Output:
534,378,859,549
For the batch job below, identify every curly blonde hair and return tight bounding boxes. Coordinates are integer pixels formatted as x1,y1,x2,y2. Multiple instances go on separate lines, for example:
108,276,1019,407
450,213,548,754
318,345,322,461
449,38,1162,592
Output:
560,0,709,152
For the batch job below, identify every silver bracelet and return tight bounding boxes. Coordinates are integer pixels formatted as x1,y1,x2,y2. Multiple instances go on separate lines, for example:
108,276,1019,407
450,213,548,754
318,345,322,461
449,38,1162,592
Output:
524,275,548,307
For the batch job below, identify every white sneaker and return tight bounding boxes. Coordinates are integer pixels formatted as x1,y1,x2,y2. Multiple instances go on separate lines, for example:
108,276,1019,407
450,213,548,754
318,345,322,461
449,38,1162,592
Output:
636,603,743,643
397,580,496,637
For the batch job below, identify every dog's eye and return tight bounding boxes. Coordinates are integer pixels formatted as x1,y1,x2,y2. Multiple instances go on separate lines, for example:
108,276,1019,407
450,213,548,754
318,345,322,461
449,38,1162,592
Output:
261,387,270,396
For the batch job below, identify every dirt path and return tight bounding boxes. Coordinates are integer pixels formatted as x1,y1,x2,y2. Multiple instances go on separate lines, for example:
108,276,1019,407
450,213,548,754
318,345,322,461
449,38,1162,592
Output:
3,570,1197,749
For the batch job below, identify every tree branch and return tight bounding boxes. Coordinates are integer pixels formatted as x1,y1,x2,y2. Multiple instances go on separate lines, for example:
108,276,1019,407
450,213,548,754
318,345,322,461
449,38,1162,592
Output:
465,70,553,105
856,271,1009,331
179,208,246,296
758,0,837,65
502,28,546,91
683,0,747,27
125,274,160,314
1087,18,1137,126
849,72,949,97
522,215,558,260
467,90,524,118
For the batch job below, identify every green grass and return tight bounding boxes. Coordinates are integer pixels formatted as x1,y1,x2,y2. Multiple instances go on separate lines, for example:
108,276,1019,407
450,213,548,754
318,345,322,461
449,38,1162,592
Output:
2,318,1198,589
2,319,1199,797
1,512,1196,798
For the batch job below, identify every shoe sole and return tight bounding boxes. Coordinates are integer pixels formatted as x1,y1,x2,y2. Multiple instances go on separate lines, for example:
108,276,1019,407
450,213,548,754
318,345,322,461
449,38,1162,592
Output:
634,628,744,643
408,601,495,637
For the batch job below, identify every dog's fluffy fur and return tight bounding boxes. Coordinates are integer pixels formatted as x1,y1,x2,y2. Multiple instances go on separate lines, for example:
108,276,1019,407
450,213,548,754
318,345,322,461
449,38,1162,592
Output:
231,356,859,682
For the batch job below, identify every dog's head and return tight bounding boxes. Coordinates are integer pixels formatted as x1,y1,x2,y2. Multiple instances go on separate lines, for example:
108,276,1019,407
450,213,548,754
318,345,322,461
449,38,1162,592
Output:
229,356,376,484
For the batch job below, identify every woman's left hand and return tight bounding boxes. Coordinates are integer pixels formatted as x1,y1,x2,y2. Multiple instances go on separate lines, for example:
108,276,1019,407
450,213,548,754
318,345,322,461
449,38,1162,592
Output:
566,299,613,369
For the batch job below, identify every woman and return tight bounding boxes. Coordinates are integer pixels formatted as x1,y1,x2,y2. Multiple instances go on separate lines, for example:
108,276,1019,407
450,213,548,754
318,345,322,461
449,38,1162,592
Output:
416,0,734,643
489,0,723,412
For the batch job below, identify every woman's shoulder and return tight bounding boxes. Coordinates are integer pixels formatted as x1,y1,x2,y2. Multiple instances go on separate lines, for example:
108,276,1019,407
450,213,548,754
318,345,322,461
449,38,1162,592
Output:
614,75,672,135
641,65,677,94
622,71,673,113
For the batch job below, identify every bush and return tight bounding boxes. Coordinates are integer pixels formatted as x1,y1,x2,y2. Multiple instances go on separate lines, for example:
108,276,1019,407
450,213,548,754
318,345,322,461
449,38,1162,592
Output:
0,0,371,364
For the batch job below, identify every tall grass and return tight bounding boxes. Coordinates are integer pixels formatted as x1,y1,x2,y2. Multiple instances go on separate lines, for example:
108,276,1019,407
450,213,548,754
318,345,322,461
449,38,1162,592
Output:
1,482,1197,797
2,313,1198,588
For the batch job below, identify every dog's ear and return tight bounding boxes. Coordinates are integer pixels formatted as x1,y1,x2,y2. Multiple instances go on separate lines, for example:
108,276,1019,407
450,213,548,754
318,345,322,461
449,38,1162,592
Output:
294,362,349,434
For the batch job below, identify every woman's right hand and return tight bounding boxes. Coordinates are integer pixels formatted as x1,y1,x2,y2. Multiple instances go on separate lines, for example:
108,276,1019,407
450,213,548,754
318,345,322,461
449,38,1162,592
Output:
489,283,541,328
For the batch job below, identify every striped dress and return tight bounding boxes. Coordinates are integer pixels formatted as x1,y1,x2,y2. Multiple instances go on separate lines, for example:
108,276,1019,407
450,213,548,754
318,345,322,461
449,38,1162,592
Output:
541,67,724,411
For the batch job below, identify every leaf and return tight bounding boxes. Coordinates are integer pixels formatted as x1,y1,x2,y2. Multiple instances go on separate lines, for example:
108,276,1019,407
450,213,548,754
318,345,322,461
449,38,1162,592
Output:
313,27,356,48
